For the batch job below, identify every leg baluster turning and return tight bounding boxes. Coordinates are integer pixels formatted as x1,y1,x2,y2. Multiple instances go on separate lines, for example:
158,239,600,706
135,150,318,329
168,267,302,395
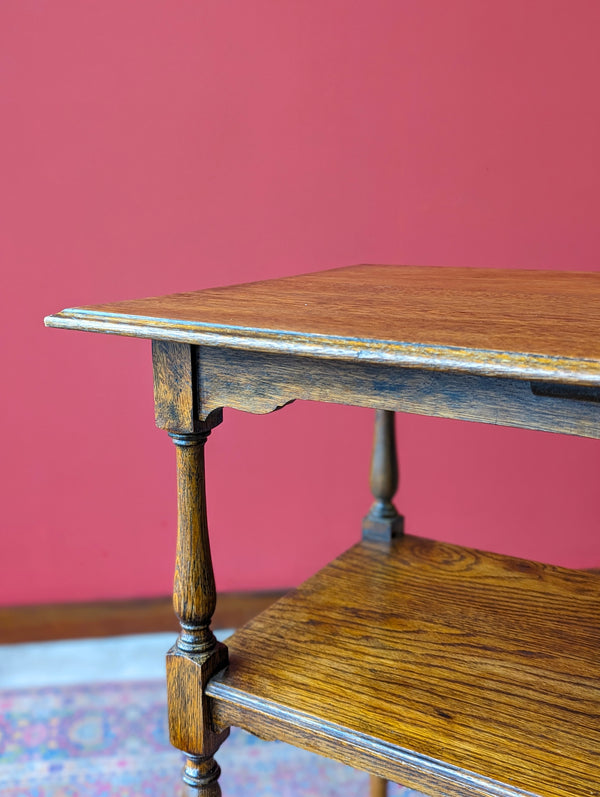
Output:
167,427,229,795
362,409,404,541
183,754,223,795
363,410,401,797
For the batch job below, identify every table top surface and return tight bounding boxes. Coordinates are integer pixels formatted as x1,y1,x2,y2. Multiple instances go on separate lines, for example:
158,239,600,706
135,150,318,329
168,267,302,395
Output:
45,264,600,384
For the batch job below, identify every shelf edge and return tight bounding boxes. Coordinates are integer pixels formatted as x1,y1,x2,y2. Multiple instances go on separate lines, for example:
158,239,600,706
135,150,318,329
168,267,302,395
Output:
206,677,539,797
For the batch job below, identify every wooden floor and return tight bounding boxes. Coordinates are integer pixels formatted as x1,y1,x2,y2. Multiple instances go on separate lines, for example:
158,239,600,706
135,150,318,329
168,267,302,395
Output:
0,591,286,644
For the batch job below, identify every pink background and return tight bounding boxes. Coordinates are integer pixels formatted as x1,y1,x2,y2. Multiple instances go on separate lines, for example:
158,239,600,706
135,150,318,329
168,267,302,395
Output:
2,1,599,606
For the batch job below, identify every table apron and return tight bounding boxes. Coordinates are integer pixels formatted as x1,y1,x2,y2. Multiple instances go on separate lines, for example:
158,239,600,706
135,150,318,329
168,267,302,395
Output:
191,345,600,439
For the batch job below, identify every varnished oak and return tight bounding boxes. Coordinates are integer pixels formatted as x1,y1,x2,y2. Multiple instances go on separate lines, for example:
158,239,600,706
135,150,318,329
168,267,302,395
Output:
45,266,600,796
169,429,221,655
207,536,600,797
46,265,600,385
193,346,600,438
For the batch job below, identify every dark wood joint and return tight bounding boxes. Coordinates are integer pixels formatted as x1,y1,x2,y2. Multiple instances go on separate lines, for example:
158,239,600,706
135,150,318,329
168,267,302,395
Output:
530,380,600,404
167,641,230,791
153,339,223,433
362,513,404,542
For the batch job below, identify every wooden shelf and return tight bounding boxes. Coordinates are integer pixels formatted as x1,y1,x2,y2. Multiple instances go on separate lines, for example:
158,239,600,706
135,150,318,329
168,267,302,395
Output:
207,535,600,797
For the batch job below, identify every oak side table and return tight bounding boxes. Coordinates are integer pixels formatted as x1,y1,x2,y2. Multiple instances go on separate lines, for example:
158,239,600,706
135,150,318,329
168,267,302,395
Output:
46,265,600,797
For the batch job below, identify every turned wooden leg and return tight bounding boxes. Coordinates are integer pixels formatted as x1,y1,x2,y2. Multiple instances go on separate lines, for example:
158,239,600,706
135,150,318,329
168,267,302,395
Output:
152,341,230,794
170,430,220,656
167,429,229,794
362,409,403,541
369,774,388,797
363,410,401,797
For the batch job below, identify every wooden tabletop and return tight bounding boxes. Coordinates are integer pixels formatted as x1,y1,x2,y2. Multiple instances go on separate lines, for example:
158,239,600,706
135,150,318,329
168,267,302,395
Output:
45,265,600,384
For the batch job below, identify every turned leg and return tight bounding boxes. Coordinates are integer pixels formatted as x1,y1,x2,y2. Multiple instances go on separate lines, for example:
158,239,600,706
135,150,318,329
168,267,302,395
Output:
362,409,403,541
363,410,401,797
167,430,229,793
153,341,229,795
369,774,388,797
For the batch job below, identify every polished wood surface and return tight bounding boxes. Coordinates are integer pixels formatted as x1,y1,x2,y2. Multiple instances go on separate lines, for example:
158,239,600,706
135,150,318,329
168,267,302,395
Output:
208,536,600,797
45,265,600,384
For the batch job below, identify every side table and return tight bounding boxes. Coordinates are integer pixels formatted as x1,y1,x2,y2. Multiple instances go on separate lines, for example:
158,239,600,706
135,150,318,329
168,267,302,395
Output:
46,265,600,797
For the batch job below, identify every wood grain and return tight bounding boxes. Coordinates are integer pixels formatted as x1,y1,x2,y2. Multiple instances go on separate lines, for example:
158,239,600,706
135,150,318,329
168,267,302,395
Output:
207,536,600,797
45,265,600,385
196,346,600,438
169,431,220,656
152,340,198,432
166,425,229,793
167,641,229,790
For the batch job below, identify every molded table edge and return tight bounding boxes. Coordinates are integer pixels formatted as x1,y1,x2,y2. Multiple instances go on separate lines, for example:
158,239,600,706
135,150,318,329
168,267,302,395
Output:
206,678,538,797
44,309,600,386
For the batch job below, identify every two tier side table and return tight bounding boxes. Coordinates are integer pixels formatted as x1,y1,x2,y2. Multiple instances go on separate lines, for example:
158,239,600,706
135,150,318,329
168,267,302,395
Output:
46,265,600,797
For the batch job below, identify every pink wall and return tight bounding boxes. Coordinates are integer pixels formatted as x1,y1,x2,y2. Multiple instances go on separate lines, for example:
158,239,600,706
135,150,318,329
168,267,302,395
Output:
2,1,599,606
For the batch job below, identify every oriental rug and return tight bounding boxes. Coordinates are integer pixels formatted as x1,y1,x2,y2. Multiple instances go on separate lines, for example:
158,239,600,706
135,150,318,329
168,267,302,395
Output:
0,678,416,796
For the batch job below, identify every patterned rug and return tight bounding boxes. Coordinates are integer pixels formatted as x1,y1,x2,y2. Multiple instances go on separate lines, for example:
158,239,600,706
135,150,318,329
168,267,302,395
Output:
0,679,420,796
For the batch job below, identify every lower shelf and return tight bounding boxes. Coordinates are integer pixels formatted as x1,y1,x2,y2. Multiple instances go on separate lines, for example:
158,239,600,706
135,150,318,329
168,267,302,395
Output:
207,535,600,797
